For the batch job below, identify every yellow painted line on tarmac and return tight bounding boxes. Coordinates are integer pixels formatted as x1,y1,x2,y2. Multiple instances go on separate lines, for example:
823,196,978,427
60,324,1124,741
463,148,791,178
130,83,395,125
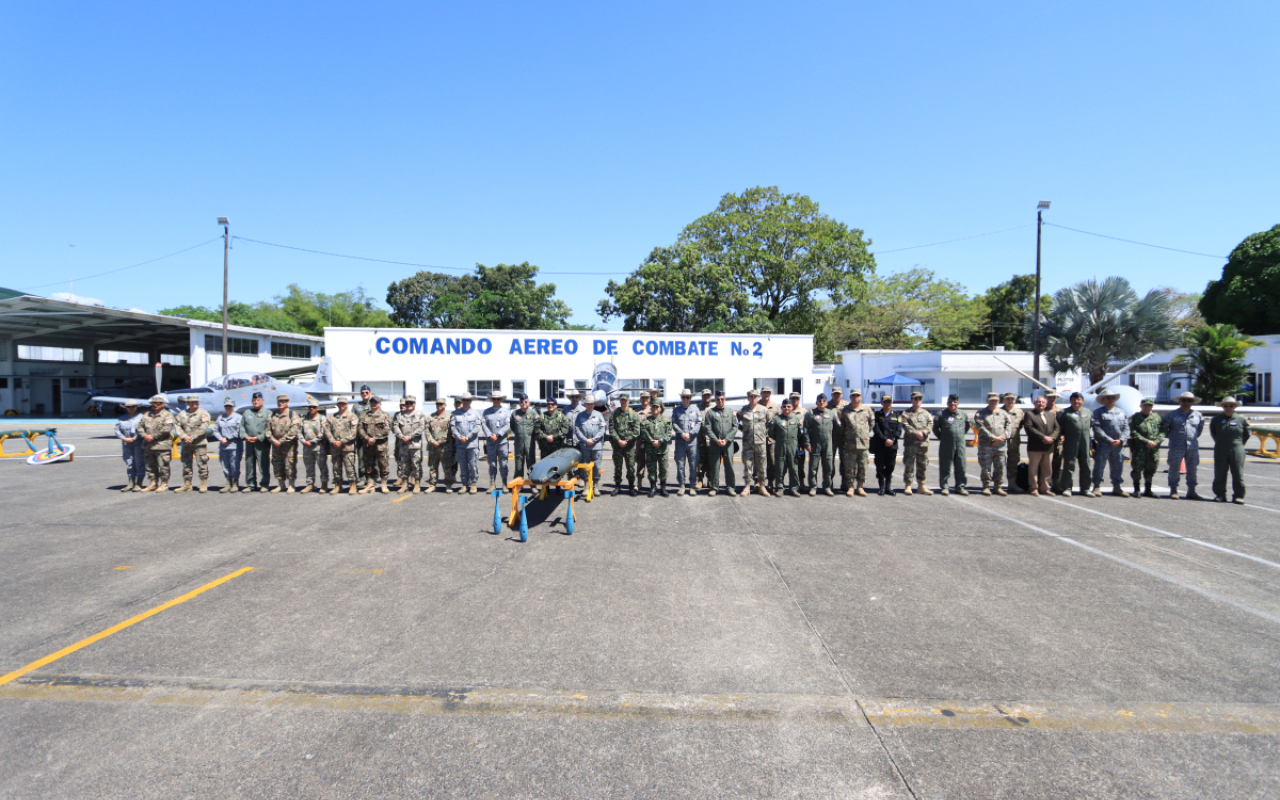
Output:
113,566,133,571
0,568,254,687
392,495,412,503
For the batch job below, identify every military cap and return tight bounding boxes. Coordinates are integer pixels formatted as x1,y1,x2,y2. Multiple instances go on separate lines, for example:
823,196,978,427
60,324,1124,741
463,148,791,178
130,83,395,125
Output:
680,388,693,397
1044,390,1060,399
985,392,1000,401
517,393,528,401
1217,396,1241,407
458,391,474,401
124,399,139,407
715,390,726,398
306,394,319,407
435,397,446,405
1175,390,1200,403
403,395,416,403
336,396,350,404
850,388,862,396
1001,392,1016,401
360,384,371,392
369,395,382,404
252,391,263,400
618,393,630,401
1097,388,1120,400
276,393,290,402
701,388,713,396
149,394,166,404
910,391,923,400
789,391,801,399
223,396,235,406
831,386,843,394
1140,397,1155,406
947,394,960,403
747,388,759,397
780,399,792,407
880,394,893,402
488,390,505,399
816,393,826,402
760,387,772,394
185,394,201,402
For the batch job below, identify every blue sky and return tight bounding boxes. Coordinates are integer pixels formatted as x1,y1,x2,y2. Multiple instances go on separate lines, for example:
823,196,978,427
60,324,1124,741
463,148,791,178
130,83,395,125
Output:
2,2,1275,328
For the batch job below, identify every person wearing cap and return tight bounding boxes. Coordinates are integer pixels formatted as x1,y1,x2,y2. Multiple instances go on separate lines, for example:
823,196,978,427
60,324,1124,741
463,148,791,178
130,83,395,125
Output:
392,396,426,493
1023,394,1060,496
640,402,673,497
634,392,652,486
899,391,932,496
696,389,715,489
1044,390,1064,490
326,397,360,494
266,394,302,493
215,397,243,493
933,394,970,495
135,395,177,492
705,391,739,496
1090,388,1131,497
871,394,903,496
840,389,874,497
788,392,808,492
563,389,583,449
450,392,484,494
114,400,146,492
1056,392,1094,497
392,399,408,486
173,394,213,493
1210,397,1250,504
608,393,641,496
480,390,512,493
535,398,571,459
241,391,272,492
738,389,771,497
424,398,454,491
759,387,779,492
510,394,541,483
1160,390,1205,500
803,393,837,496
1000,392,1026,492
671,388,702,496
828,387,846,493
574,392,607,498
356,395,393,493
974,391,1012,497
300,395,332,494
769,399,806,496
1127,397,1164,498
352,385,375,485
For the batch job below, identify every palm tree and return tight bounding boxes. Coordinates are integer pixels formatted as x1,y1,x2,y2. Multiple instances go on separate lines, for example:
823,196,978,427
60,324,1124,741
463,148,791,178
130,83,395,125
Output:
1172,324,1263,403
1027,277,1180,386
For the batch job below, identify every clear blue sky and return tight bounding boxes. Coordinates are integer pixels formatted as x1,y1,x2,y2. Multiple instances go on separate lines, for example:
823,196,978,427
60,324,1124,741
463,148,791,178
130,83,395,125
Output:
3,2,1275,328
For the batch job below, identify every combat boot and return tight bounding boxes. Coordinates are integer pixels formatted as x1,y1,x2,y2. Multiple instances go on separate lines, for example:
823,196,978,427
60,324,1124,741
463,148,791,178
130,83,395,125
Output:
758,486,771,497
175,480,191,493
1168,489,1179,500
380,479,389,494
270,484,283,493
855,482,867,497
412,481,420,494
808,488,817,497
320,483,330,494
138,482,154,493
1143,483,1156,498
845,487,855,497
1186,489,1203,501
285,485,295,493
648,484,656,498
359,483,374,494
132,481,144,492
198,478,208,493
955,486,969,496
660,486,669,497
822,488,835,497
981,486,992,496
740,486,750,498
903,482,913,496
916,482,931,496
1113,486,1129,497
329,485,341,495
348,483,359,495
610,484,621,497
630,483,638,497
995,486,1007,497
120,480,133,492
397,480,409,494
300,485,314,494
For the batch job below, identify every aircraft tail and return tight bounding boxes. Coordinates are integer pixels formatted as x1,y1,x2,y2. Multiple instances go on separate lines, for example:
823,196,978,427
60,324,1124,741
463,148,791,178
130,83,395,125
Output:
304,357,335,395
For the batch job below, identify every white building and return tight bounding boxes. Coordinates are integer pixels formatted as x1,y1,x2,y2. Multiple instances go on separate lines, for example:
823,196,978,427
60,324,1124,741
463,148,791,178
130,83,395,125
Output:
1113,334,1280,406
833,349,1075,404
323,328,826,404
185,319,323,387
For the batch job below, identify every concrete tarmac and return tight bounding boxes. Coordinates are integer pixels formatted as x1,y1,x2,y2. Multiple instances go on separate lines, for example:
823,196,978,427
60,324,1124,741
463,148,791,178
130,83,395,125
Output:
2,425,1279,798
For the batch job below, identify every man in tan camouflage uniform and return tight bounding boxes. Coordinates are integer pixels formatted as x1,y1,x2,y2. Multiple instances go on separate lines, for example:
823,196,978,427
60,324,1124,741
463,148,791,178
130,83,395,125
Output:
267,394,302,493
137,395,177,492
789,392,807,492
359,395,393,493
1000,392,1026,493
738,389,771,496
899,391,933,496
829,387,846,493
173,394,212,493
300,395,330,493
393,395,426,493
326,397,359,494
974,391,1011,496
696,388,714,488
759,387,778,492
839,389,873,497
425,397,454,490
635,392,652,485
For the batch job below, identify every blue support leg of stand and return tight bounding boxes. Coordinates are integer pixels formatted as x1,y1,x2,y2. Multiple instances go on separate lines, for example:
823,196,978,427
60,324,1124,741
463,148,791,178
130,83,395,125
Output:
493,489,503,534
565,490,575,535
519,496,528,542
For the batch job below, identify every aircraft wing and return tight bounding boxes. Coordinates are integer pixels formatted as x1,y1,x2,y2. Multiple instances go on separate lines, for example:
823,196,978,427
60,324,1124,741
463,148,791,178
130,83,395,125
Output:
90,394,154,407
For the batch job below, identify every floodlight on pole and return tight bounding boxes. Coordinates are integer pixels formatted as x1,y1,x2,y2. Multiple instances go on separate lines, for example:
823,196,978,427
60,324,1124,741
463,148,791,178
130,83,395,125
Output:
1032,202,1050,383
218,217,230,377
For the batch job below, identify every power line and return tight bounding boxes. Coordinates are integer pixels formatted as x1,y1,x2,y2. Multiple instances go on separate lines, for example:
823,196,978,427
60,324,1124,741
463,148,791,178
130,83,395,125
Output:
875,224,1035,254
20,238,224,291
1044,223,1226,259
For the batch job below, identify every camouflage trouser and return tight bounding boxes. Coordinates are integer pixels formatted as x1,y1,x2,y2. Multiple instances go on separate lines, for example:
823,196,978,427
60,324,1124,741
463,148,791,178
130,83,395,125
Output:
840,444,868,486
538,439,564,460
646,446,669,485
145,449,171,487
361,441,389,486
426,441,453,485
272,442,298,486
697,435,712,484
399,445,421,485
304,443,330,487
978,443,1006,488
1007,437,1022,470
1129,443,1159,485
180,445,209,481
766,437,777,489
612,440,636,485
513,436,535,479
1092,439,1124,487
636,440,647,481
902,441,929,485
1051,440,1064,492
742,439,768,487
330,444,357,487
807,441,834,490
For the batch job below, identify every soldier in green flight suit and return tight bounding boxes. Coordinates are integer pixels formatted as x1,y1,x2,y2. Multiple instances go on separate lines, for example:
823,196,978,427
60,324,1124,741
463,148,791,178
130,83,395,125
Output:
803,393,837,496
704,391,739,495
241,391,272,492
640,403,673,497
1056,391,1094,497
510,393,540,483
770,399,807,496
933,394,970,495
1127,397,1164,498
609,393,642,496
1210,396,1251,504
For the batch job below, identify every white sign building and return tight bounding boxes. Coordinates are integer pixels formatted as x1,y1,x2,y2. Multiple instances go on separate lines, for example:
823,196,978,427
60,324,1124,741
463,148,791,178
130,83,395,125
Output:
834,349,1078,404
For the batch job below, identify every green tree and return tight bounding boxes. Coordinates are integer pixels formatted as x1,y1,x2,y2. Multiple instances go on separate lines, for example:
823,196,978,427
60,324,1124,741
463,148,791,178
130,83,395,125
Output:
386,262,571,330
597,245,760,333
160,284,392,336
1159,287,1204,334
1200,224,1280,334
826,267,988,350
1171,323,1263,403
159,301,304,333
959,274,1050,350
1028,277,1181,386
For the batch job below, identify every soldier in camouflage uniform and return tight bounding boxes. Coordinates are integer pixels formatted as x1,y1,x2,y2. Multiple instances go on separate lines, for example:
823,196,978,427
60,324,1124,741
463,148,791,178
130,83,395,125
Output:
829,387,846,493
137,395,177,492
392,399,408,486
609,393,642,496
840,389,873,497
353,385,373,484
899,391,933,496
1128,397,1163,498
300,395,330,493
641,404,673,497
326,397,359,494
535,399,571,459
760,388,778,492
696,388,714,488
738,389,771,496
425,398,454,490
974,391,1011,496
634,393,651,485
174,394,213,493
510,394,540,482
359,395,393,493
1001,393,1026,492
789,392,807,492
267,394,302,493
804,393,837,496
393,395,426,493
770,400,806,495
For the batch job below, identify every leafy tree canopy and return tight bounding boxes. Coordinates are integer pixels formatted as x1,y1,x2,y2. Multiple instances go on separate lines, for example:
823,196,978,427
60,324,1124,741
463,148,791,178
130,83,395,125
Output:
1200,224,1280,334
958,274,1050,351
1171,323,1263,403
1158,287,1204,335
597,245,765,333
386,262,571,330
826,267,988,351
160,285,392,337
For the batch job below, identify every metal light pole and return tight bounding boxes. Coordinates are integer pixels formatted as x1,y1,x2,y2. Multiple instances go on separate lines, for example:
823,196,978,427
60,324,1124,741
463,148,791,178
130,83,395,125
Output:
218,217,230,377
1032,201,1050,383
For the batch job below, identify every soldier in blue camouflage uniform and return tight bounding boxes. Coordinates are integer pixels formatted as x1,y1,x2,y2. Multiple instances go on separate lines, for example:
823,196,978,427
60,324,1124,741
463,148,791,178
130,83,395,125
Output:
300,395,331,493
174,394,213,493
574,394,607,500
974,392,1011,497
609,393,642,496
241,392,271,492
215,397,243,493
1127,397,1163,498
1160,391,1205,500
482,390,512,492
450,392,483,494
137,395,177,492
326,397,359,494
1090,388,1131,496
671,388,702,496
840,390,874,497
267,394,301,493
641,404,673,497
510,394,540,482
114,400,146,491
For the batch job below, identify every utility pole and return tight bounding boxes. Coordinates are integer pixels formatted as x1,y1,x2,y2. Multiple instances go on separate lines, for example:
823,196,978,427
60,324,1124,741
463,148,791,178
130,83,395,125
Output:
1033,201,1050,383
218,217,230,377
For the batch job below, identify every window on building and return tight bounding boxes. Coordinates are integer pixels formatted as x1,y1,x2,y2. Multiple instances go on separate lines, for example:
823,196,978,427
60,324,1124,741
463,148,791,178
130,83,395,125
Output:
1017,378,1037,400
0,378,7,389
354,381,405,400
270,341,311,359
755,378,785,395
574,379,589,393
539,379,565,400
99,350,148,365
67,378,88,389
511,380,526,398
684,378,724,395
17,345,84,362
468,379,501,397
421,381,438,402
652,379,665,399
617,379,650,395
948,378,992,403
791,378,803,395
205,335,260,355
160,354,186,366
1248,372,1272,404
